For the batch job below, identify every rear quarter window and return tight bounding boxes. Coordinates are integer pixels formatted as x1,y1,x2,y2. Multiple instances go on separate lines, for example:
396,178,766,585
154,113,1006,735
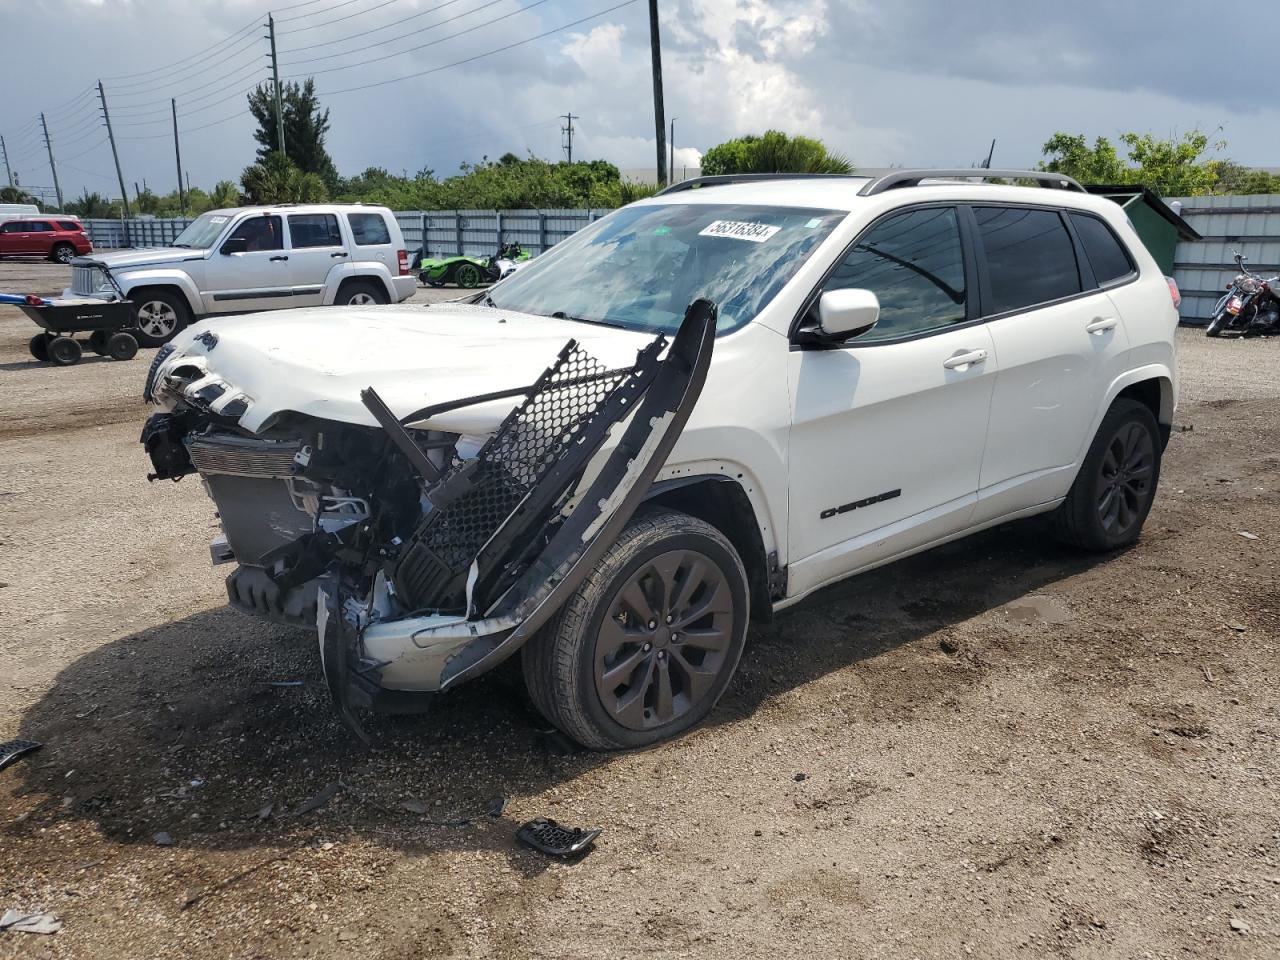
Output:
57,220,82,231
1069,213,1135,285
974,206,1081,314
347,212,392,246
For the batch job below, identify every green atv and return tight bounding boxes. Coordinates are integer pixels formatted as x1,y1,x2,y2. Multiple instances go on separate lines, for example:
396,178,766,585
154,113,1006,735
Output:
418,243,531,288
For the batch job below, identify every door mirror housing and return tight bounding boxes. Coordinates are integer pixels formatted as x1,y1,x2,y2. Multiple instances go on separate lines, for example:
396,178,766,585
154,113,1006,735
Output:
817,288,880,340
221,237,248,255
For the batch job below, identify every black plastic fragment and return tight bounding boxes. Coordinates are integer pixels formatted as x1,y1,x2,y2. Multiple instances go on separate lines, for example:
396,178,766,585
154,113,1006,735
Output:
516,817,600,858
0,739,42,773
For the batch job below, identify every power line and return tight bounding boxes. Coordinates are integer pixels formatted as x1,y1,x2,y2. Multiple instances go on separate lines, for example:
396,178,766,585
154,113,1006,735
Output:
281,0,510,67
286,0,551,80
277,0,378,23
100,12,263,81
282,0,469,54
279,0,401,35
107,31,266,94
317,0,639,96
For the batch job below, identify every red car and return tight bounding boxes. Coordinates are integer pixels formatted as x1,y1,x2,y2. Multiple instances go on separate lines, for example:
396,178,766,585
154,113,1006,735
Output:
0,217,93,263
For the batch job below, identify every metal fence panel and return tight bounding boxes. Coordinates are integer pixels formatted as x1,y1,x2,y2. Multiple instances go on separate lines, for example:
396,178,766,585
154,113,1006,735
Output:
85,208,614,257
1171,194,1280,323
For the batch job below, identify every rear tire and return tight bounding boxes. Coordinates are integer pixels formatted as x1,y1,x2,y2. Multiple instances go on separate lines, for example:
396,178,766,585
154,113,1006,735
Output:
454,262,482,288
522,508,750,751
89,330,110,355
132,289,190,347
50,242,76,264
28,334,49,362
336,280,388,306
1052,398,1161,552
47,336,82,366
106,332,139,361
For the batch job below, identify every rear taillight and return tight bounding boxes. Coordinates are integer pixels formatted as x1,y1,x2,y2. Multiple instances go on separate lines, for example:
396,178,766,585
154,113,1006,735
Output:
397,249,409,275
1165,276,1181,309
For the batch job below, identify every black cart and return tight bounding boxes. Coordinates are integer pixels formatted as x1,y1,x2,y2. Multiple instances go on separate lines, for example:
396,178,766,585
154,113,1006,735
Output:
18,297,140,365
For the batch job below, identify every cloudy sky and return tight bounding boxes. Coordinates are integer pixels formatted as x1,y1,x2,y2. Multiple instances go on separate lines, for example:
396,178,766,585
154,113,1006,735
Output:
2,0,1276,204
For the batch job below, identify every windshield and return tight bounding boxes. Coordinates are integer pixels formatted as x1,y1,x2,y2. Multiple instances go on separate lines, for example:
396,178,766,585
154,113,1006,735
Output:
172,212,234,249
486,202,845,335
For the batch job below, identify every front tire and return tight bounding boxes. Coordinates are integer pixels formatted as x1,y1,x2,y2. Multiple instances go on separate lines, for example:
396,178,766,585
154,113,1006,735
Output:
522,508,750,750
132,289,190,347
1053,398,1161,552
28,334,49,361
47,336,82,366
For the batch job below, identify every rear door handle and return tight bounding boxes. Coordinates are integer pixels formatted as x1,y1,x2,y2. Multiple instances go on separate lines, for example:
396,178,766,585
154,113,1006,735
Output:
331,251,348,258
943,349,988,370
1086,317,1118,334
270,255,289,262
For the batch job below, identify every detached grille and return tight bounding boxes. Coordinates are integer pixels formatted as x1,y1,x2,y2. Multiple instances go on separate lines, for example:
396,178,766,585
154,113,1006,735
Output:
72,265,101,296
186,434,301,478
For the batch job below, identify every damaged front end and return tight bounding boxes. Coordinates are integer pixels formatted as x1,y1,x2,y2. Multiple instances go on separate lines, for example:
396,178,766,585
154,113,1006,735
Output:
141,301,717,736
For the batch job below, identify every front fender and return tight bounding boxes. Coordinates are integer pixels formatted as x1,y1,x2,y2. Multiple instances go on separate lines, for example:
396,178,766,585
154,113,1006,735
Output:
117,269,205,315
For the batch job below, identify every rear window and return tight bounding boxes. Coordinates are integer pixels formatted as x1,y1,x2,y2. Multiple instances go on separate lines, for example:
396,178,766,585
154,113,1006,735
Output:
1069,213,1135,285
347,212,391,246
57,220,81,231
974,207,1081,314
288,213,341,248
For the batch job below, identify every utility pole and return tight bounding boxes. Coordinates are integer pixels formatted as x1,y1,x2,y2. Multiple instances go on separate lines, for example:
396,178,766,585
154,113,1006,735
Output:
648,0,667,187
268,14,286,158
560,111,578,164
982,139,996,169
98,80,131,218
39,114,65,211
172,99,185,215
0,135,13,188
669,116,677,185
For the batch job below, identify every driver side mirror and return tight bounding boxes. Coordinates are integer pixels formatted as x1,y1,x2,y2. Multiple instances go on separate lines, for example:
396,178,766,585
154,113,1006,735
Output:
817,288,880,340
221,237,248,255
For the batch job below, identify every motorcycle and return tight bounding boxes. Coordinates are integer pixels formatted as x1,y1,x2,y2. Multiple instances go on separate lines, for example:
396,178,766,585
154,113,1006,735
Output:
1206,252,1280,337
418,242,532,289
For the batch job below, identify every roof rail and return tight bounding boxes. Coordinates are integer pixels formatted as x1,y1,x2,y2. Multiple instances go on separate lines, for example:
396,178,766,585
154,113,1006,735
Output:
655,173,867,196
858,169,1086,196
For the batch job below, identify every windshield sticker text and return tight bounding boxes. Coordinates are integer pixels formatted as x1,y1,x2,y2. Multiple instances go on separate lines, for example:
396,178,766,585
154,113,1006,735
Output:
698,220,782,243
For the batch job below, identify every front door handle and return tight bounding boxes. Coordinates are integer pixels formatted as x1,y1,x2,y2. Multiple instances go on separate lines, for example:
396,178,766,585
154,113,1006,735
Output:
1086,317,1118,334
331,251,348,258
942,349,988,370
270,255,289,262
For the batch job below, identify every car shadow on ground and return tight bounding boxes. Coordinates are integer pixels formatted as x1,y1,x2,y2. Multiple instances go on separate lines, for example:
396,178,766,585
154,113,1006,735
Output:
5,518,1104,865
0,354,116,372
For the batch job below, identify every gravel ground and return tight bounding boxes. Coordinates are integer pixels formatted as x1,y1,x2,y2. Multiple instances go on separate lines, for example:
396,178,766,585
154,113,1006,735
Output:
0,257,1277,959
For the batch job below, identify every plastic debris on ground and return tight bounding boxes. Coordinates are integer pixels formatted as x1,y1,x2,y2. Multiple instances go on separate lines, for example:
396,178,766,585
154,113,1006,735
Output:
0,739,42,774
516,818,601,859
1,909,62,935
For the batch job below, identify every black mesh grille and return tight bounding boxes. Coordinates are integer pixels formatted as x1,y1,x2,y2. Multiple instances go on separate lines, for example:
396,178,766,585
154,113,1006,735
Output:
392,342,635,610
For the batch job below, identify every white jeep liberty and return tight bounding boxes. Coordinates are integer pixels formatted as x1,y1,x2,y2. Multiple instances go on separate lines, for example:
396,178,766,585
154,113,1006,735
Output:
68,203,416,346
140,170,1178,749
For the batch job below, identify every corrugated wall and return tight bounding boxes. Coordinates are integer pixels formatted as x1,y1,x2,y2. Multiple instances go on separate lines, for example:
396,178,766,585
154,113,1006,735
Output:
1170,194,1280,324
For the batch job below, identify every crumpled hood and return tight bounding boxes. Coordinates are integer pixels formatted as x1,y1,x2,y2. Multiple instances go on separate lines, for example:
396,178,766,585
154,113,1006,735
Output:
157,302,656,434
80,247,205,270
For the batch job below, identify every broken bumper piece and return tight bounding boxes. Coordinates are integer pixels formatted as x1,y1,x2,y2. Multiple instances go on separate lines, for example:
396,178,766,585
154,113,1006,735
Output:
319,300,716,730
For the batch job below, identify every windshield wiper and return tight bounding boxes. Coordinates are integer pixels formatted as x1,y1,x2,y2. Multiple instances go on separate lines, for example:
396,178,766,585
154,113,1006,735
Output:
171,243,191,248
549,310,626,329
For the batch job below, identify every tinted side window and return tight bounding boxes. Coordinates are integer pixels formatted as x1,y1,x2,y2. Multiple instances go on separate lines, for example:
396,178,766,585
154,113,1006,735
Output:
57,220,81,231
0,222,25,233
30,221,54,232
974,207,1081,314
1069,213,1134,285
226,215,283,252
288,213,341,248
821,206,967,341
347,212,391,246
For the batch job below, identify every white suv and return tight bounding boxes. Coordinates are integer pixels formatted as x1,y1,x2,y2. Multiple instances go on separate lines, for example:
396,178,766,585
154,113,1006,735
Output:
140,170,1178,750
67,203,416,346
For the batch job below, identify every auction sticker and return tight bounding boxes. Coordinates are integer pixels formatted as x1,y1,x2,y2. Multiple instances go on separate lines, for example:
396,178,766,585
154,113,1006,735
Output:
698,220,781,243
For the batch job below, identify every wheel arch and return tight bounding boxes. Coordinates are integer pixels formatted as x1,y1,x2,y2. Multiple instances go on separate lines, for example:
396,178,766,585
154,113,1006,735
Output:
642,475,778,624
327,268,396,304
121,277,199,317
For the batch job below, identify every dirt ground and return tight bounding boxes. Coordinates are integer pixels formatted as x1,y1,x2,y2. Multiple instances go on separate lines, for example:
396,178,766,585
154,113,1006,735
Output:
0,258,1277,959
